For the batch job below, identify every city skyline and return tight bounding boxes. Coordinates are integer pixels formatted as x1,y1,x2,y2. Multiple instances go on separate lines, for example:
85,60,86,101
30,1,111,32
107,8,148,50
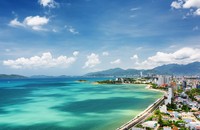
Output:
0,0,200,76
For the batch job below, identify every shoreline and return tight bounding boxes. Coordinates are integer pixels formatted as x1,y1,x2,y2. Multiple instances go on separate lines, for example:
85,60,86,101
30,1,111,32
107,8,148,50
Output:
116,84,166,130
145,84,167,95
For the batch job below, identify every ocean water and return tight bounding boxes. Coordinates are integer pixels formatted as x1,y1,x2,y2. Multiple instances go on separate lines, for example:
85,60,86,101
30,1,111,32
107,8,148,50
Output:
0,78,163,130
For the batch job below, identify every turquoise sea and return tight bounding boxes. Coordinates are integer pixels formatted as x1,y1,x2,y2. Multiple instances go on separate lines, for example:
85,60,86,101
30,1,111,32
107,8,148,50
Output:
0,78,163,130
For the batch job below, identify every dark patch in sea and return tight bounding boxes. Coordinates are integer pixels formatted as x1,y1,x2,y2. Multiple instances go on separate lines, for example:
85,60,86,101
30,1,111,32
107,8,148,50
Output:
52,97,154,115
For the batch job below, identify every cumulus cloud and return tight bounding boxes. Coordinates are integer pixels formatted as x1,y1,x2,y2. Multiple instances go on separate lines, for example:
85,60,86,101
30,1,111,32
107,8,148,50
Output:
73,51,79,56
38,0,58,8
83,53,100,68
182,0,200,8
9,16,49,31
134,47,200,69
171,0,200,16
130,54,139,65
9,18,24,27
130,54,138,60
3,52,76,69
110,59,121,64
102,51,109,56
171,1,183,9
194,8,200,15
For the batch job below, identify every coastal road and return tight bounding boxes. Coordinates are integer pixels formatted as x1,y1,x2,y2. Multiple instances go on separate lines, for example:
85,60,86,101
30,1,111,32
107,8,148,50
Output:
116,96,165,130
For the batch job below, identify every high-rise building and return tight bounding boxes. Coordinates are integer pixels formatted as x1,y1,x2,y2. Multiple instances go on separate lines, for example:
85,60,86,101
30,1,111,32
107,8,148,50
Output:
165,87,173,105
182,80,187,90
170,81,178,92
157,75,171,86
157,75,164,86
140,71,143,77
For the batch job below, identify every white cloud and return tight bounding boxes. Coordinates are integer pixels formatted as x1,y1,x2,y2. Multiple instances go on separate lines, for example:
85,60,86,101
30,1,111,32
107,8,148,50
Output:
24,16,48,26
64,25,79,35
193,26,199,31
130,54,139,65
38,0,58,8
182,0,200,8
68,26,79,35
73,51,79,56
136,47,143,50
171,1,182,9
134,47,200,69
83,53,100,68
171,0,200,16
129,15,137,18
9,16,49,31
5,49,11,52
102,51,109,56
130,7,140,11
130,54,138,60
9,18,24,27
110,59,121,64
3,52,76,69
52,29,57,32
194,8,200,15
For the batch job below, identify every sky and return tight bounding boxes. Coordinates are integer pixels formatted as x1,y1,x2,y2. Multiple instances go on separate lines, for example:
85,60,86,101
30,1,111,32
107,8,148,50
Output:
0,0,200,76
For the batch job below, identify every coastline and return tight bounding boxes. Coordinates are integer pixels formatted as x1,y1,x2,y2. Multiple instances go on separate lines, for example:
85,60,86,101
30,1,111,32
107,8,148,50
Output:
145,84,167,95
116,84,166,130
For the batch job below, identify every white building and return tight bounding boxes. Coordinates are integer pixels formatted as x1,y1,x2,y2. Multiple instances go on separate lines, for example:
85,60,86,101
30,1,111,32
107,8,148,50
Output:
157,75,171,86
132,127,145,130
165,87,173,105
159,105,167,113
163,126,172,130
186,122,200,130
140,71,143,77
157,75,164,86
142,121,158,128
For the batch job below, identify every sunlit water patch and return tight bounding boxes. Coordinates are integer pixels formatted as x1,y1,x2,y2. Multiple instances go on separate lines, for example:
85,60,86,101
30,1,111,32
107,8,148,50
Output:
0,78,163,130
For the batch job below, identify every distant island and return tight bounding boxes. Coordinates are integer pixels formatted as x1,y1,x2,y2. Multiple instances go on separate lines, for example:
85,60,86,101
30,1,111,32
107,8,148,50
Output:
0,74,27,79
77,79,87,82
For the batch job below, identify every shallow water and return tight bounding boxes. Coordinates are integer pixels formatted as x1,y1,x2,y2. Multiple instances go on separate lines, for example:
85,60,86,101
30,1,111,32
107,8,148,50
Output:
0,78,163,130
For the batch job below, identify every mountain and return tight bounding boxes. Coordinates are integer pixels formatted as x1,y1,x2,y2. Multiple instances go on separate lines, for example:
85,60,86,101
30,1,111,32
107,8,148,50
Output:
85,62,200,77
85,68,128,77
0,74,27,79
29,75,81,78
29,75,55,78
152,62,200,75
85,68,142,77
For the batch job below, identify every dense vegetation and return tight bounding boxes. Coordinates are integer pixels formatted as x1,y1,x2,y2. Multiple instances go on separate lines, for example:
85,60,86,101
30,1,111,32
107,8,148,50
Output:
185,88,200,101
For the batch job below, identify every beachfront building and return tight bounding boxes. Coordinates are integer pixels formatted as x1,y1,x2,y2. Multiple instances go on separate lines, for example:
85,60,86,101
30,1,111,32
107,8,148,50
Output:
159,105,167,113
142,121,158,129
165,87,173,105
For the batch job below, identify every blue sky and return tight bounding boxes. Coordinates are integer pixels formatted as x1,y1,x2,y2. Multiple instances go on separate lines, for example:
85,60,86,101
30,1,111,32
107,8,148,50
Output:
0,0,200,76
